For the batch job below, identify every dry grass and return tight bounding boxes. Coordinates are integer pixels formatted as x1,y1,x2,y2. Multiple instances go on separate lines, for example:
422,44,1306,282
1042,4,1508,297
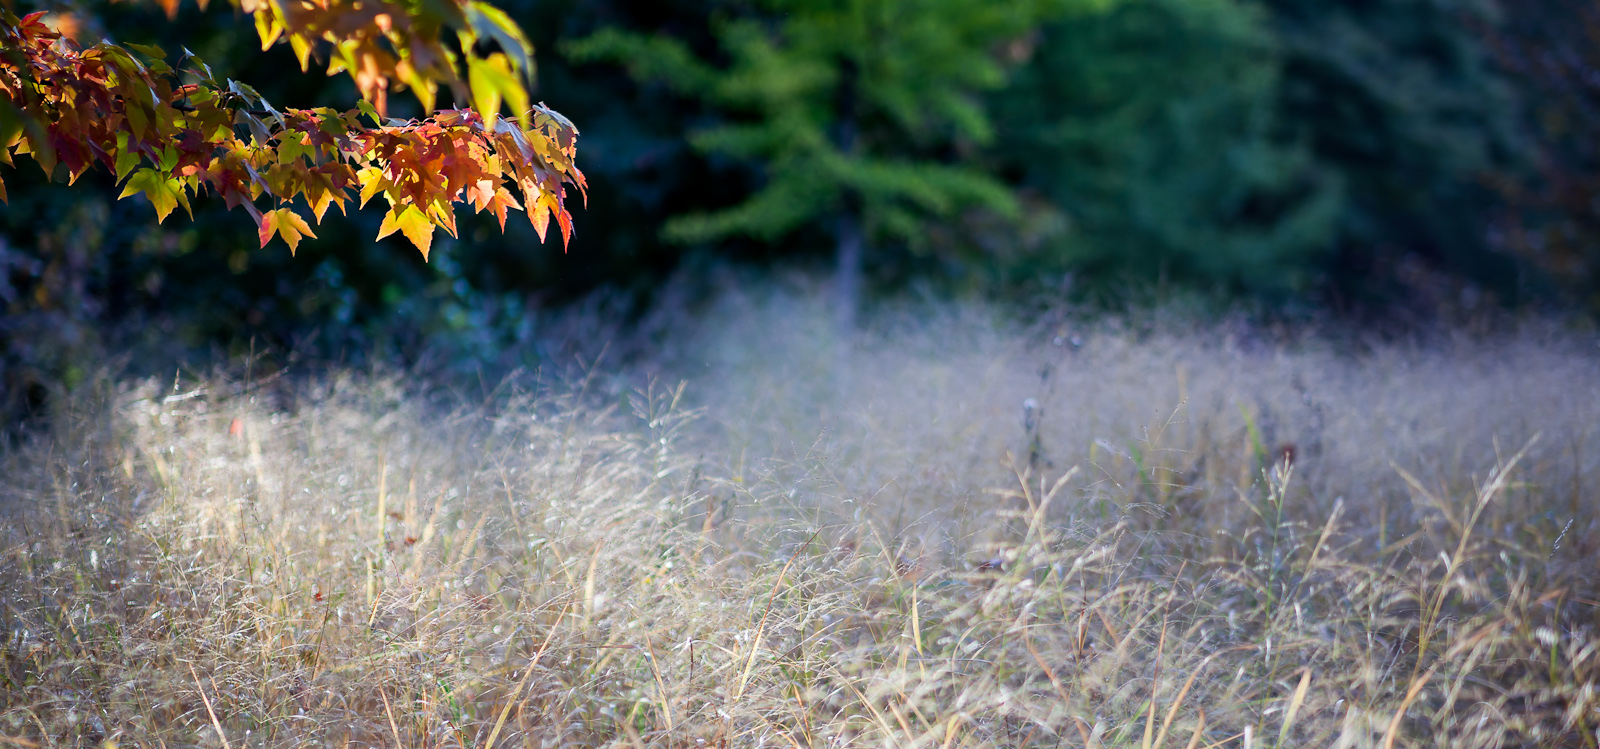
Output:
2,292,1598,748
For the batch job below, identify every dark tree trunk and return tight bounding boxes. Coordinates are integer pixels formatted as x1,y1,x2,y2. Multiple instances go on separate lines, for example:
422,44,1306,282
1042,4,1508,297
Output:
832,56,862,331
834,211,863,330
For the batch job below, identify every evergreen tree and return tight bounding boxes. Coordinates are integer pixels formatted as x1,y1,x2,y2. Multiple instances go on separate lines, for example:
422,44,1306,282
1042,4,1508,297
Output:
1482,0,1600,311
567,0,1107,323
994,0,1341,296
1262,0,1524,306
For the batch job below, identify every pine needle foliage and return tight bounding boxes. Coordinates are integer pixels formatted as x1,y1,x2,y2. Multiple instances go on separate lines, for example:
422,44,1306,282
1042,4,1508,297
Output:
564,0,1109,252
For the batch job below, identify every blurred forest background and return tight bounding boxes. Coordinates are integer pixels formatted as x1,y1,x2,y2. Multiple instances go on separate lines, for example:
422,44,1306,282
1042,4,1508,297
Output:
4,0,1600,418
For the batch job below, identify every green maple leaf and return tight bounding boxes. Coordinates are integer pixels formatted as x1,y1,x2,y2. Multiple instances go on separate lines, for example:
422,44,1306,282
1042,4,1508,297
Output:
114,132,141,182
119,167,188,223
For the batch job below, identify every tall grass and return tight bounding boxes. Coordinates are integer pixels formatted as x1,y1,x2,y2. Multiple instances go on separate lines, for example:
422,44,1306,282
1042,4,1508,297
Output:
2,292,1597,748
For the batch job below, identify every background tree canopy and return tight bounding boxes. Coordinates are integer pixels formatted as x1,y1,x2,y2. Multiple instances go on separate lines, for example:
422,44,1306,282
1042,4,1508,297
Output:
0,0,1590,414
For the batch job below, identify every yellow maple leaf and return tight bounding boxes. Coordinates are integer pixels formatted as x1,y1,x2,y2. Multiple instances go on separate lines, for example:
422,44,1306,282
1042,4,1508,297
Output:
376,204,436,260
258,207,317,254
357,166,389,208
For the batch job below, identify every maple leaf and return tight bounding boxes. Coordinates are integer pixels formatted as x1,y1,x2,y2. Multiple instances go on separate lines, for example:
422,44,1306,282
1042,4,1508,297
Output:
437,135,487,198
289,35,313,72
377,204,435,259
523,184,556,242
426,199,459,239
484,185,520,230
119,167,188,222
113,133,142,181
299,165,341,222
255,8,283,51
307,188,340,223
258,206,317,253
465,177,496,210
357,165,390,208
467,52,524,127
555,194,573,249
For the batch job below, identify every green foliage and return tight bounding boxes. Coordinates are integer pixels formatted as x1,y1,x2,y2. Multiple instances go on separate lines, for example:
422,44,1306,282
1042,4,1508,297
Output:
1481,0,1600,311
560,0,1526,305
0,0,1571,427
565,0,1104,253
995,0,1342,294
985,0,1526,301
1261,0,1523,303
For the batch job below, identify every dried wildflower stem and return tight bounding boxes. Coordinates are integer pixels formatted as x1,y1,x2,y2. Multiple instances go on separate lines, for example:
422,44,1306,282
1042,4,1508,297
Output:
1403,436,1535,684
485,603,570,749
643,635,674,732
733,532,816,702
1152,646,1256,749
1182,709,1206,749
379,689,403,747
188,663,232,749
1382,663,1439,749
1278,667,1312,746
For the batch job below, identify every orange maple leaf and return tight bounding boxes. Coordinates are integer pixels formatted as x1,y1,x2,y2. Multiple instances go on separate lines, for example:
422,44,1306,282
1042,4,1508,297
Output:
484,186,521,231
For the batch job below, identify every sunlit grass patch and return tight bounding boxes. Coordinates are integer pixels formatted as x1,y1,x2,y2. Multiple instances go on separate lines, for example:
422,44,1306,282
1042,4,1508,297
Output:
2,299,1598,748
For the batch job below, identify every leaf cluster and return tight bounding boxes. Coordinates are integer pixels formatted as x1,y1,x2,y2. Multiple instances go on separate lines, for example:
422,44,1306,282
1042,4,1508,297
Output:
0,0,583,259
233,0,535,123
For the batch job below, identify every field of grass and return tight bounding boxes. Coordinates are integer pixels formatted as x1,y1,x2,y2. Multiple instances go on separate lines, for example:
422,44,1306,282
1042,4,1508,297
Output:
2,292,1598,748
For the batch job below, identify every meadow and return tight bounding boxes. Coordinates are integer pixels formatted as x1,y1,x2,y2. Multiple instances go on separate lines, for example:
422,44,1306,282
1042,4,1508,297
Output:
2,291,1597,748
